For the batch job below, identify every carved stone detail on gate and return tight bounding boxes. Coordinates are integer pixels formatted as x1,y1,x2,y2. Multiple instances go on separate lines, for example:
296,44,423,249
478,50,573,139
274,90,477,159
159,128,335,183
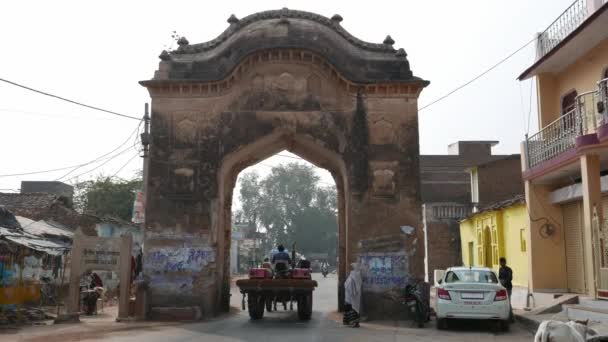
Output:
370,161,398,197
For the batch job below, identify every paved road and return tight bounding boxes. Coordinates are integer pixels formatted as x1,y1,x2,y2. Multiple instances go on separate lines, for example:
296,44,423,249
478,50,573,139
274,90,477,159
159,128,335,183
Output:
5,274,534,342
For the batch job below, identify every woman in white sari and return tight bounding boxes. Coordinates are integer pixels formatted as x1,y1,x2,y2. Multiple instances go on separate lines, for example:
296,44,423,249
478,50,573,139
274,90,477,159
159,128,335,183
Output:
343,263,362,327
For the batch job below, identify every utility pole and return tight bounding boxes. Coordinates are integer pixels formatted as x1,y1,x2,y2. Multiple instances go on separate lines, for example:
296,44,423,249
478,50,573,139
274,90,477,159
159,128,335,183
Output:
141,104,150,183
141,103,151,224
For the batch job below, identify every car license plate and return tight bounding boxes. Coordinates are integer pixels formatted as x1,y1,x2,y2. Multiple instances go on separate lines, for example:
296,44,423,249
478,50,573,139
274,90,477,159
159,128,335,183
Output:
461,292,484,299
407,300,417,306
463,301,482,305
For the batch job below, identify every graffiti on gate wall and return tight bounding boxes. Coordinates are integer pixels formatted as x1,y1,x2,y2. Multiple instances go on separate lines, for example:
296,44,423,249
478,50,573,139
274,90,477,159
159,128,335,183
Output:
145,247,215,272
359,252,408,292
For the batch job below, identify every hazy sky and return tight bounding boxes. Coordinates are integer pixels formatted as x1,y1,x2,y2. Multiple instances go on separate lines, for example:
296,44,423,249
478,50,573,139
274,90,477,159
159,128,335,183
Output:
0,0,574,194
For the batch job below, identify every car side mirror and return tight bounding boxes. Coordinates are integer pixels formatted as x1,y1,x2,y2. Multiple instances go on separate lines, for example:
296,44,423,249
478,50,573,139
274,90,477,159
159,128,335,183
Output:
437,279,442,284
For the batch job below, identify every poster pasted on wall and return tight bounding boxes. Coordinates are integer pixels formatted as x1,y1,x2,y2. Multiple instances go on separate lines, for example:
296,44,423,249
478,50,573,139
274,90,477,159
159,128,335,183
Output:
359,252,408,292
145,247,215,273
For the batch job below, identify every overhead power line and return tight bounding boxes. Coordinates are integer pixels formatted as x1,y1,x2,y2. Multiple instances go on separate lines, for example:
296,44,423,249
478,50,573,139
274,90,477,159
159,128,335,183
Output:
0,108,106,121
0,120,142,178
0,77,141,121
0,163,98,178
64,145,138,183
418,36,536,111
111,152,141,178
55,120,142,181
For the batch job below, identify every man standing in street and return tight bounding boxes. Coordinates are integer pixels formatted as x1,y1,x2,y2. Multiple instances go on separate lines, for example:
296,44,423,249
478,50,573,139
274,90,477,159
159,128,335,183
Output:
499,257,513,319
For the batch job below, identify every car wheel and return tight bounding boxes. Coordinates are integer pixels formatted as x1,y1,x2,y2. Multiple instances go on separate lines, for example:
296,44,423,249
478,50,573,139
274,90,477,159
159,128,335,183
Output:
436,318,448,330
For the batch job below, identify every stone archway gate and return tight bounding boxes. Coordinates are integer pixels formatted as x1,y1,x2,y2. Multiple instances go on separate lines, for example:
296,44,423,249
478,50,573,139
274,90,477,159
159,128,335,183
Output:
140,8,429,319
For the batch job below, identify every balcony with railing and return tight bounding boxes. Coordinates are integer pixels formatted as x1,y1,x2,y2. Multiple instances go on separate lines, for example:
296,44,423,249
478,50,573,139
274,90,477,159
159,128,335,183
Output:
525,78,608,170
536,0,589,58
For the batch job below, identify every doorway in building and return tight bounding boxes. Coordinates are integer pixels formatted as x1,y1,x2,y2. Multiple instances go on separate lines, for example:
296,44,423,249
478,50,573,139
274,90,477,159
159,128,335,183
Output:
483,227,493,268
468,241,475,266
563,201,586,293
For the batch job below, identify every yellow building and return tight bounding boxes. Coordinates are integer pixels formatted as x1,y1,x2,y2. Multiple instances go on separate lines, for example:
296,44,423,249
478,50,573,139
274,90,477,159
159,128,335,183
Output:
518,0,608,298
460,196,529,288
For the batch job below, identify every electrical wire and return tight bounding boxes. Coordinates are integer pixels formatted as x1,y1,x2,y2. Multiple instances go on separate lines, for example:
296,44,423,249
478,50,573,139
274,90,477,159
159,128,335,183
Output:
111,152,141,178
526,80,534,135
0,108,106,121
64,145,138,183
418,36,537,111
0,121,142,179
276,154,302,160
0,163,100,178
0,77,141,121
55,120,142,181
519,82,527,134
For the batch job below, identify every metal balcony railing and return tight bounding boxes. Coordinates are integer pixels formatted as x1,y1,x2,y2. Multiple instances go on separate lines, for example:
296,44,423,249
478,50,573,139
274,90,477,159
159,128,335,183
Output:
599,78,608,125
431,205,471,219
525,90,601,169
526,109,578,168
537,0,588,58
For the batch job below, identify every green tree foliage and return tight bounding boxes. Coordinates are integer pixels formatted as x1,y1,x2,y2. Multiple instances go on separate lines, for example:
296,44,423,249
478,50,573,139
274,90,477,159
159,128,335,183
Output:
237,163,337,260
74,176,142,221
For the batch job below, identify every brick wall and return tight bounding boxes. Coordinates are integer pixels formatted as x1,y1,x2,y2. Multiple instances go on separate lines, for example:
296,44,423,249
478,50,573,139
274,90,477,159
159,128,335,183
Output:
423,203,469,283
420,142,517,284
477,156,524,207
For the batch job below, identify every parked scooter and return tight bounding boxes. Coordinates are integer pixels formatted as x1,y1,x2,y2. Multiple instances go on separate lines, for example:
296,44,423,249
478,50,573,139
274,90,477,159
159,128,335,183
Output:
404,281,430,328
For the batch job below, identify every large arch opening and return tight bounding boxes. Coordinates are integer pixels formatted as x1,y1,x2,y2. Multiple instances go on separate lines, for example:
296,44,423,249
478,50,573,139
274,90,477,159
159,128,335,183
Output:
215,130,349,311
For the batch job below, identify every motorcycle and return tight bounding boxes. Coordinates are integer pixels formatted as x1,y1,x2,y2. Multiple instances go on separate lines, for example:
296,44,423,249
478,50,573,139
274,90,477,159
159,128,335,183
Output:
321,266,328,278
404,281,430,328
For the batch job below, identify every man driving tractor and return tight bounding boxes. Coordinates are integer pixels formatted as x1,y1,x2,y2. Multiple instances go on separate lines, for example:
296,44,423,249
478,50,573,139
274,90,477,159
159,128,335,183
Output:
236,243,316,320
271,244,292,266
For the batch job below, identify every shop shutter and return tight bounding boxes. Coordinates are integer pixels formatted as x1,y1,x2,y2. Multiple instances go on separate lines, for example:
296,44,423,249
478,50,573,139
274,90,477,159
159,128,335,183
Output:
563,201,585,293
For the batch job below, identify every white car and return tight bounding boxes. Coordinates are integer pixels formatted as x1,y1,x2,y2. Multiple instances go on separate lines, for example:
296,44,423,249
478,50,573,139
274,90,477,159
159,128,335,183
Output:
434,267,510,330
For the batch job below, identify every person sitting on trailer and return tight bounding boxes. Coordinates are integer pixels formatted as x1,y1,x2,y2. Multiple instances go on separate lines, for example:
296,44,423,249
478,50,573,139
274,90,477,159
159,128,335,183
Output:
297,256,311,269
262,257,273,269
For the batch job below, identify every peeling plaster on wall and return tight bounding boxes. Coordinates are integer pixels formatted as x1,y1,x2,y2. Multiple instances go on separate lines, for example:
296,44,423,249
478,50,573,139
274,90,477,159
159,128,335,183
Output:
145,247,215,272
174,168,195,177
148,274,194,295
144,232,210,240
359,252,408,292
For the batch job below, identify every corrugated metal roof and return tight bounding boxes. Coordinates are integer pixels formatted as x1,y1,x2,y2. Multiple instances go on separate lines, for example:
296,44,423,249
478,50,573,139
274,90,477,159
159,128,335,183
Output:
0,208,72,255
0,226,69,255
16,216,73,239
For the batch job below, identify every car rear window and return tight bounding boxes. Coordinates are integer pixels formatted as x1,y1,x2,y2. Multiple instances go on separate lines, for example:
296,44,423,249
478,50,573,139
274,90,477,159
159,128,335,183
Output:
444,270,498,284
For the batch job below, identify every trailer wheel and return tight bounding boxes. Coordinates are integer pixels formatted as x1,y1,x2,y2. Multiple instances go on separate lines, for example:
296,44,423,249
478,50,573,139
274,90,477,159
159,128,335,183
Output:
297,293,313,320
248,294,265,320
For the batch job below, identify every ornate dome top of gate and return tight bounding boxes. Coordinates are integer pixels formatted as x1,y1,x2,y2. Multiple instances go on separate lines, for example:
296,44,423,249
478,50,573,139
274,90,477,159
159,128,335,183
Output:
154,8,428,84
175,8,395,54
